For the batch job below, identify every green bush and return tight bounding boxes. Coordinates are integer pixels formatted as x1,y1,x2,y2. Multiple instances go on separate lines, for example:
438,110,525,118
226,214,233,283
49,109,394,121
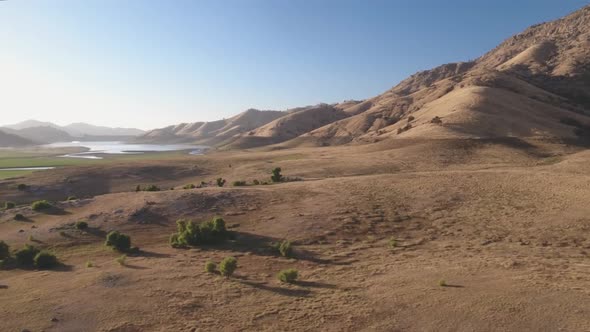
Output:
388,237,397,249
31,200,53,211
216,178,226,187
14,244,40,266
232,180,247,187
183,184,196,189
3,201,15,210
219,256,237,277
0,241,9,260
144,185,161,192
105,231,131,252
170,217,229,248
205,260,217,273
34,251,59,269
271,167,283,183
14,213,25,221
116,254,127,265
75,221,88,230
277,268,298,283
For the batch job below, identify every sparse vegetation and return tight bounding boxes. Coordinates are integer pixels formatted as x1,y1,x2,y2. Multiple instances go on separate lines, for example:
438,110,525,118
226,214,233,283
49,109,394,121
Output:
14,244,40,266
105,231,132,252
34,251,59,269
389,237,397,249
86,261,94,268
205,260,217,273
170,217,229,248
183,184,196,189
408,115,415,122
116,254,127,266
3,201,15,210
277,268,299,283
232,180,247,186
31,200,53,211
431,116,443,124
279,240,293,257
216,178,226,187
219,256,237,278
0,241,10,260
75,221,89,230
397,123,413,134
271,167,283,183
14,213,25,221
144,185,161,192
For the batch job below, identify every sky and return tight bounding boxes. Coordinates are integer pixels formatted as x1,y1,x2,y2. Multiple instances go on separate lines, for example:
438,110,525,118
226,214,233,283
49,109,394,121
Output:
0,0,588,130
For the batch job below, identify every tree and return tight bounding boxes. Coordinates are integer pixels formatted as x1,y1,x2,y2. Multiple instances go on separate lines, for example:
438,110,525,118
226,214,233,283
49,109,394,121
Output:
105,231,131,252
219,256,237,277
271,167,283,183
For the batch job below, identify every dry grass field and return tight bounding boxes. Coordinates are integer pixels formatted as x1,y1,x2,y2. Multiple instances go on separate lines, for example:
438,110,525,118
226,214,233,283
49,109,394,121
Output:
1,138,590,331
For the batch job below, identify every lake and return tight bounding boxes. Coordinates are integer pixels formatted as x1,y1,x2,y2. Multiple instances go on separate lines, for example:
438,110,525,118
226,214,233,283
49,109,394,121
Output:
43,141,207,159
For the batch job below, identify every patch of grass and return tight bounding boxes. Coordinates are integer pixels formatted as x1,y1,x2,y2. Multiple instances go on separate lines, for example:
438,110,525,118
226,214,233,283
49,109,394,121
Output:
232,180,247,187
388,237,397,249
31,200,53,211
0,170,34,180
144,185,161,192
277,268,299,284
86,261,94,268
205,260,217,273
219,256,237,278
439,279,447,287
183,184,196,189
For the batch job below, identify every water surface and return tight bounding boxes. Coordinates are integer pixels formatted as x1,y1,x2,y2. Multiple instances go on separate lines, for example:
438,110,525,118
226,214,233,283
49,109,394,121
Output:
43,141,207,159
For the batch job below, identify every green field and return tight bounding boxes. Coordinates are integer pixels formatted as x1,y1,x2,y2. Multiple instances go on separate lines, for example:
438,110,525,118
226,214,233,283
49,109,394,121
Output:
0,150,195,179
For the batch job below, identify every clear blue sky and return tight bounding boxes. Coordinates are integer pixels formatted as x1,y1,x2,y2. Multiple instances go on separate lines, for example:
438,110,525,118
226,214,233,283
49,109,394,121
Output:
0,0,588,129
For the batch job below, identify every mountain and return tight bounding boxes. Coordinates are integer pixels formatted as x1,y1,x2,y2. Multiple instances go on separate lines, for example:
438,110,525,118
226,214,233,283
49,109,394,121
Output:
137,6,590,149
2,120,145,138
140,109,285,145
64,123,145,137
0,130,34,147
2,126,73,144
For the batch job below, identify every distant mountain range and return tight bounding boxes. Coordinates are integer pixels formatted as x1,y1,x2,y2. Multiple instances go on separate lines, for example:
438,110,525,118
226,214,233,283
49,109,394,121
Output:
0,120,145,147
140,5,590,149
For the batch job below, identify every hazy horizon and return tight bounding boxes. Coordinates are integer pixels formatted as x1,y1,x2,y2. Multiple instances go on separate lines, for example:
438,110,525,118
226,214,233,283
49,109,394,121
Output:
1,0,587,130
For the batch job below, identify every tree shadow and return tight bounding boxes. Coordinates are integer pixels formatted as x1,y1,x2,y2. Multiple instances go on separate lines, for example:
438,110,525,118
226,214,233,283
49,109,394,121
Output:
135,249,171,259
0,285,8,289
296,280,337,289
40,207,70,216
441,284,464,288
121,263,149,270
85,227,107,238
238,280,312,297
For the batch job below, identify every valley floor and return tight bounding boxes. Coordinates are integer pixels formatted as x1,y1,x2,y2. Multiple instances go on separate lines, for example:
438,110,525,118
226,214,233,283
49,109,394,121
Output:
1,138,590,331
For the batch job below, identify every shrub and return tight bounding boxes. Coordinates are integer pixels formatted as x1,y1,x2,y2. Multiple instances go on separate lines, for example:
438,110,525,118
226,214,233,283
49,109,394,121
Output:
277,268,298,283
278,240,293,258
219,256,237,277
135,185,141,192
59,231,68,237
4,201,15,210
105,231,131,252
66,196,77,201
14,213,25,221
116,254,127,266
183,184,196,189
271,167,283,183
407,115,415,122
75,221,88,230
439,279,447,287
216,178,226,187
14,244,40,266
205,260,216,273
0,241,9,260
431,116,443,124
31,200,53,211
253,179,260,185
17,184,27,191
34,251,58,269
86,261,94,268
170,217,229,248
389,237,397,249
397,123,413,134
232,180,247,187
144,185,161,192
